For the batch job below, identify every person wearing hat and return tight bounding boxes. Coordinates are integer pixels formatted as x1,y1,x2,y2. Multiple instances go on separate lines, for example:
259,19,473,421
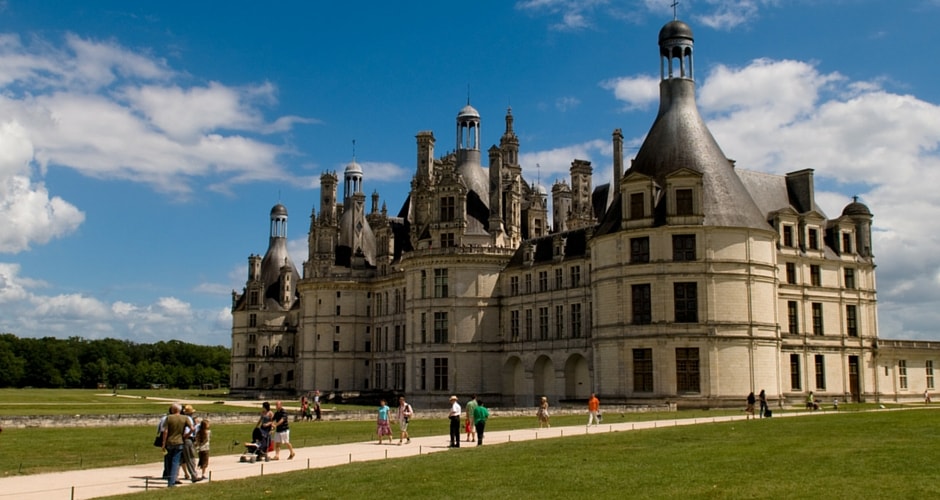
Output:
448,395,461,448
180,404,202,482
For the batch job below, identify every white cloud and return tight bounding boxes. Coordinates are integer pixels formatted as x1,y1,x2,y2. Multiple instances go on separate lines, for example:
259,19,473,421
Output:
692,57,940,340
520,139,610,181
0,262,227,344
601,74,659,110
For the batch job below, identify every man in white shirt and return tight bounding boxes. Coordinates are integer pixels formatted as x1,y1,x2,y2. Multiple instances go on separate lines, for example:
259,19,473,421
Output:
448,395,461,448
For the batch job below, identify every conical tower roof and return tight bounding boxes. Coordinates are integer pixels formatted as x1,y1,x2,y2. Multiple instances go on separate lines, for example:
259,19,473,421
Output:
631,20,767,230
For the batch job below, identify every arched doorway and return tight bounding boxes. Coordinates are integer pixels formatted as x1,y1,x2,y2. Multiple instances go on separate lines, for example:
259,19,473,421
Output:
533,355,555,403
501,356,524,407
564,354,590,400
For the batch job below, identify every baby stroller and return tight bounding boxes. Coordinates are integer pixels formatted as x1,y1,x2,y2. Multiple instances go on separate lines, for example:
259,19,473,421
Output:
239,427,270,463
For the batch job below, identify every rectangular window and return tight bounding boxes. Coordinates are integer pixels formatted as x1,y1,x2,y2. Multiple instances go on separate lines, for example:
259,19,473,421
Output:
815,354,826,390
419,358,427,391
633,348,653,392
510,275,519,296
538,271,548,292
336,305,341,316
674,282,698,323
846,305,858,337
538,307,549,340
632,284,652,325
440,232,455,248
928,360,935,390
788,301,799,334
570,303,582,338
524,309,533,340
421,270,427,298
525,274,532,294
808,228,819,250
433,358,448,391
676,348,700,393
675,188,693,215
249,313,257,327
631,237,650,264
434,268,449,298
510,310,520,341
790,354,801,391
899,360,908,390
844,268,855,289
630,192,645,219
570,266,581,287
420,313,427,343
842,232,853,254
783,225,794,247
433,311,448,343
810,265,821,287
555,305,565,339
440,196,455,222
332,341,340,352
555,268,564,289
672,234,696,261
786,262,796,284
812,303,823,335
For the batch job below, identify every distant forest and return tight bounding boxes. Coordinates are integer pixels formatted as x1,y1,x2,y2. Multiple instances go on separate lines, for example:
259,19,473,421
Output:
0,333,230,389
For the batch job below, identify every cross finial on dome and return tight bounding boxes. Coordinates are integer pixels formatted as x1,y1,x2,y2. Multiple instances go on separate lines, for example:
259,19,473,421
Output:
671,0,679,20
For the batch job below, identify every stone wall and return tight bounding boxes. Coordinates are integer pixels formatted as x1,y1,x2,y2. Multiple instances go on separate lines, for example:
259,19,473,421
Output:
0,403,674,429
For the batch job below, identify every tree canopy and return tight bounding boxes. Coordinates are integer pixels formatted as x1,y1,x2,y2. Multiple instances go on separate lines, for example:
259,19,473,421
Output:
0,333,229,389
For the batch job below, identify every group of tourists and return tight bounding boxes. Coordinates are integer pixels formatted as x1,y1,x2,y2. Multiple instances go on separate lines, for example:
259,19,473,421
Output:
156,403,210,487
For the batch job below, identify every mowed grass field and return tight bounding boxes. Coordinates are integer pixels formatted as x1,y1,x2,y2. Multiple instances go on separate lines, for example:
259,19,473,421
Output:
4,389,939,498
96,408,940,500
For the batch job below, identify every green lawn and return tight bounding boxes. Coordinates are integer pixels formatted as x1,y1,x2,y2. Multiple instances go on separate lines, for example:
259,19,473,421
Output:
100,409,940,499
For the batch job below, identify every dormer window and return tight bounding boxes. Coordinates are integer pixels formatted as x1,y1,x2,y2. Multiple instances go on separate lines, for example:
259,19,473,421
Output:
782,225,794,247
440,196,455,222
675,188,693,215
841,232,853,254
630,192,645,219
808,228,819,250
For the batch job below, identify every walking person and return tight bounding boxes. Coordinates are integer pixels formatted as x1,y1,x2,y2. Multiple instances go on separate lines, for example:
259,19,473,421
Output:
758,389,768,418
587,393,601,427
180,405,201,482
473,399,490,446
272,401,296,459
537,396,550,428
464,395,478,443
376,399,393,445
397,396,414,445
161,404,187,487
745,392,756,419
448,395,461,448
255,402,274,461
194,418,211,480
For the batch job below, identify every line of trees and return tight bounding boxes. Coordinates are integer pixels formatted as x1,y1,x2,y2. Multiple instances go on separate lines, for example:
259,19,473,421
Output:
0,333,230,389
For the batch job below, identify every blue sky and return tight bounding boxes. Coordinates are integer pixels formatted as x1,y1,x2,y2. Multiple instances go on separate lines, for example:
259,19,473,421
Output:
1,0,940,347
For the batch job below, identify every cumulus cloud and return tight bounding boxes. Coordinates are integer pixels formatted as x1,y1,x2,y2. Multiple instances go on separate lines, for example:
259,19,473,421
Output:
520,139,610,181
0,260,226,343
0,30,313,209
597,55,940,339
696,58,940,340
601,74,659,111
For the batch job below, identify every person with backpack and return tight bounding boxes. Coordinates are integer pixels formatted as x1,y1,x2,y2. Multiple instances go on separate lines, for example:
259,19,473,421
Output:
397,396,414,445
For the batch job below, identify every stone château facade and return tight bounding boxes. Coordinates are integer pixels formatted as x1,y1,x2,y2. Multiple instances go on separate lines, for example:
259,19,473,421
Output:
230,19,939,408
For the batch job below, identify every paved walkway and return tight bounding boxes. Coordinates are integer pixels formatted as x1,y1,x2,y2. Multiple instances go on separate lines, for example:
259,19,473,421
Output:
0,412,802,499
